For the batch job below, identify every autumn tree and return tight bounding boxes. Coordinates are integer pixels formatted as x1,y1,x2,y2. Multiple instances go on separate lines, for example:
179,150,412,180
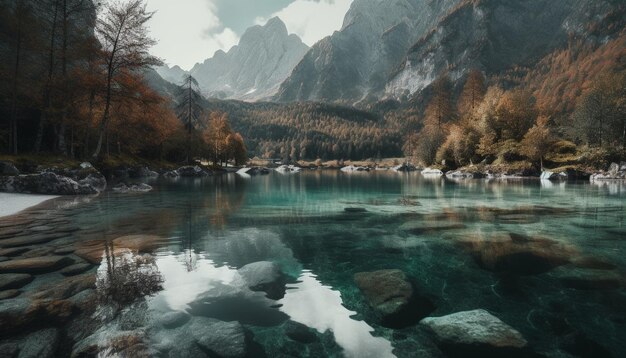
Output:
92,0,161,159
457,69,486,121
571,72,626,148
519,115,554,168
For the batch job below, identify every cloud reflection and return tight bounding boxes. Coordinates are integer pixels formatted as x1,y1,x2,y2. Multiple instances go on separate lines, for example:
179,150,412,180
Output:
279,270,395,358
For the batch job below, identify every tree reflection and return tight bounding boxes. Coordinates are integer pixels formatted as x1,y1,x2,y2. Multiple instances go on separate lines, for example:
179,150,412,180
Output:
96,242,164,306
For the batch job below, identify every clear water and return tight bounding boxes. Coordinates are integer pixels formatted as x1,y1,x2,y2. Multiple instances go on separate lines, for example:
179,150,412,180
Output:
1,171,625,357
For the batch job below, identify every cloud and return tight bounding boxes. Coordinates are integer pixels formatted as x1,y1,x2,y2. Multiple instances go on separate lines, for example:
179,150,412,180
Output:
256,0,353,46
144,0,354,70
146,0,240,70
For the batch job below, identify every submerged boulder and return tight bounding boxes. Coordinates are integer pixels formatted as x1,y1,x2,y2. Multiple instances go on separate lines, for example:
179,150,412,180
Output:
0,273,33,290
0,172,99,195
151,316,248,358
19,327,60,358
354,269,413,317
354,269,435,328
458,233,574,275
238,261,286,299
421,309,528,356
0,256,74,274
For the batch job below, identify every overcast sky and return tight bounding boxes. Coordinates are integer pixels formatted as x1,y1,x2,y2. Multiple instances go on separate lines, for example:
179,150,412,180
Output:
145,0,354,70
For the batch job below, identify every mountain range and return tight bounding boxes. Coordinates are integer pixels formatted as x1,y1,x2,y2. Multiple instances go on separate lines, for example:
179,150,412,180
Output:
155,0,623,107
156,17,309,101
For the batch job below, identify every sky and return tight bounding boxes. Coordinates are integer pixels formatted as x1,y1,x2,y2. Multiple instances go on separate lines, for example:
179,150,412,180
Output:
145,0,354,70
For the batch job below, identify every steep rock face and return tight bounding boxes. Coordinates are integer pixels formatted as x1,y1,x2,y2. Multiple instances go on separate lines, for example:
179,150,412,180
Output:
189,17,308,101
275,0,462,104
385,0,618,98
155,65,188,85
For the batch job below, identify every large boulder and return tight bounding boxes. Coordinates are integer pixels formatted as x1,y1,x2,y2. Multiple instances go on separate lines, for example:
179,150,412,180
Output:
238,261,286,299
177,166,210,177
0,161,19,176
354,269,435,327
590,162,626,181
0,172,99,195
78,173,107,192
420,309,528,357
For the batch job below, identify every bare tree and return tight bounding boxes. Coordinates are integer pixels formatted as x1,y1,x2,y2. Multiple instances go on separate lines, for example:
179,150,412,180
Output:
92,0,161,159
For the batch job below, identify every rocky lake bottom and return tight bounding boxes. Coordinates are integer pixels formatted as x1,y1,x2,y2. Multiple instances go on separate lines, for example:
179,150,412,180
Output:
0,171,624,357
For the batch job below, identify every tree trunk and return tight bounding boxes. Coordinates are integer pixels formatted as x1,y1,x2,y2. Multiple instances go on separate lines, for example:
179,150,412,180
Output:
9,1,23,155
35,0,59,153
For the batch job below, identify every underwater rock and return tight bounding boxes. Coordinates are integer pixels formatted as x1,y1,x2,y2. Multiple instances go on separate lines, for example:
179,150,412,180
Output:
0,256,74,274
284,320,319,344
238,261,286,299
354,269,434,327
18,327,60,358
31,273,96,301
0,247,29,257
458,233,573,275
0,298,35,335
0,273,33,290
158,311,190,329
344,207,368,213
0,289,20,300
399,221,466,235
71,329,149,358
59,263,92,277
152,316,248,358
190,318,247,358
112,235,169,253
421,309,528,356
0,233,66,248
550,266,623,290
354,269,413,318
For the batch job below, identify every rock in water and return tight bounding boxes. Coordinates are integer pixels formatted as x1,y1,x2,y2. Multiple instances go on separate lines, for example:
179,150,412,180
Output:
0,273,33,290
354,269,434,327
421,309,528,357
177,166,209,177
238,261,286,299
354,269,413,317
190,318,247,358
0,172,98,195
0,256,74,274
19,328,60,358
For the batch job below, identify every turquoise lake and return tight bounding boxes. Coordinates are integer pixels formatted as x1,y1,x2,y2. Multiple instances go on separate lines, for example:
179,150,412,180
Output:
0,170,624,357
